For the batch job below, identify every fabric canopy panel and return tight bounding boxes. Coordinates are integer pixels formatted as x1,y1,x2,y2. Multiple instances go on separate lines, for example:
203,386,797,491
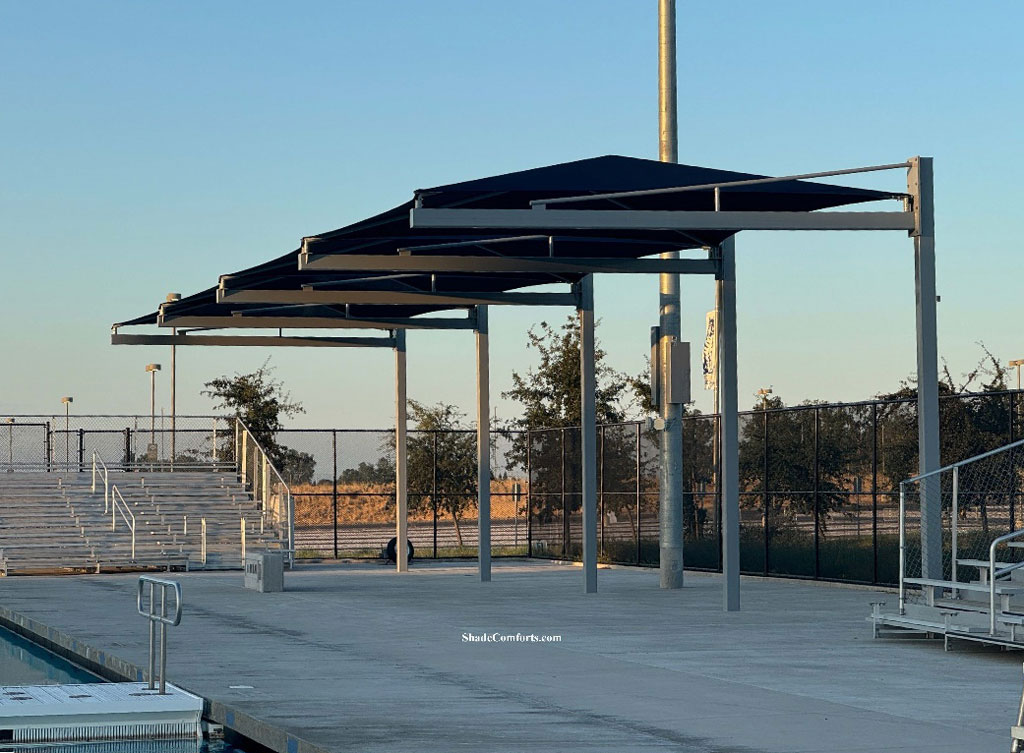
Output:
115,154,890,328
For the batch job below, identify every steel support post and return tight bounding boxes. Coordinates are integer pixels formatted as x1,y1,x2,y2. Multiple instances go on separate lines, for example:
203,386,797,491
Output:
476,305,492,582
170,328,176,468
579,275,598,593
910,157,941,591
718,237,740,611
658,0,684,590
395,330,409,573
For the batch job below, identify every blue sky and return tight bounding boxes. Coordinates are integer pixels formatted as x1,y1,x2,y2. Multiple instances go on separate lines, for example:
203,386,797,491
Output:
1,1,1022,426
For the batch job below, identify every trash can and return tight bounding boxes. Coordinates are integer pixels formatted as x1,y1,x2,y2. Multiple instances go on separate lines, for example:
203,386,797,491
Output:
244,550,284,593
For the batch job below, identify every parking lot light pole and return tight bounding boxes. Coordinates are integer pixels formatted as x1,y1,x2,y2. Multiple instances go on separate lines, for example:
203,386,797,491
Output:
145,364,161,462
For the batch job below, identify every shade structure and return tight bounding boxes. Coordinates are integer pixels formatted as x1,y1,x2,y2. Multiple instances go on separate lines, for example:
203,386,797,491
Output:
111,153,902,600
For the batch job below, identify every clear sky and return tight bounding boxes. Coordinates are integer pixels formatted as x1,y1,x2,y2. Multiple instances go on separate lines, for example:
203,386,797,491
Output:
1,1,1021,427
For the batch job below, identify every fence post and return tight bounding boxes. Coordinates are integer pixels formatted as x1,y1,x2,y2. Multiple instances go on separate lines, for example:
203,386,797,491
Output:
813,407,820,579
45,422,51,473
432,431,438,559
124,427,131,470
332,429,339,559
636,422,641,566
526,429,532,558
561,427,568,558
78,429,85,473
872,403,879,585
763,409,769,576
599,425,605,559
1010,393,1017,529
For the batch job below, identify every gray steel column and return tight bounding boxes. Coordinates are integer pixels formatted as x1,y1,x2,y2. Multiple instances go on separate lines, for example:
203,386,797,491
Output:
718,237,740,611
658,0,684,589
910,156,942,586
579,275,598,594
476,305,491,582
170,328,176,467
395,329,409,573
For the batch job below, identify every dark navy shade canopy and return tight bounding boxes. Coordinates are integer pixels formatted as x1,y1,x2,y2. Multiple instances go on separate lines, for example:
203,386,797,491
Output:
116,154,890,328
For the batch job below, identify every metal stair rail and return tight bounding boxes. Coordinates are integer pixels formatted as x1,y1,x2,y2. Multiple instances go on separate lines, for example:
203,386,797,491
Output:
110,483,137,559
136,575,182,694
234,419,294,565
898,438,1024,621
91,451,111,512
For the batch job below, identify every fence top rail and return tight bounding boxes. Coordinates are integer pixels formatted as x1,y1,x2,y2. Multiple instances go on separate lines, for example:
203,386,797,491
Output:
901,438,1024,486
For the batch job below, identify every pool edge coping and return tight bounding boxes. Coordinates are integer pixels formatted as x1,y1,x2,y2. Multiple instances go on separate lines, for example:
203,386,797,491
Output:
0,604,330,753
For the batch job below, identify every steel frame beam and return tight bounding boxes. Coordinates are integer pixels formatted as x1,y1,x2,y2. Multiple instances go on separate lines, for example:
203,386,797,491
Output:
300,253,719,276
111,333,396,348
156,314,477,330
217,286,578,308
410,208,916,233
476,305,491,582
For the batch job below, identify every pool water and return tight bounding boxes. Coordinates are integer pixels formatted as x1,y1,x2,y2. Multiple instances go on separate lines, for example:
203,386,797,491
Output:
0,628,263,753
0,627,100,685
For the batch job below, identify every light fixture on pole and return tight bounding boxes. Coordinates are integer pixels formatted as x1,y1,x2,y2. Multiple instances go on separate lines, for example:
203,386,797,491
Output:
145,364,161,464
1010,359,1023,391
60,396,73,470
757,387,773,411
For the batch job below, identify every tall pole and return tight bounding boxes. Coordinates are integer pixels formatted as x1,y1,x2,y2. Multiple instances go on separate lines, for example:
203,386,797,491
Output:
167,294,180,467
910,157,941,597
718,237,740,611
150,369,156,446
658,0,684,589
476,306,492,582
61,397,72,470
579,276,598,594
394,330,409,573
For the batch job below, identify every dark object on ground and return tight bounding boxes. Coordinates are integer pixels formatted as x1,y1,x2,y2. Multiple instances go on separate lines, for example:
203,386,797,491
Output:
384,537,414,564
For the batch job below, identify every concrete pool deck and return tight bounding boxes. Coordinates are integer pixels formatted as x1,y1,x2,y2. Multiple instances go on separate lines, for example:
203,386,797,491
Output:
0,559,1019,753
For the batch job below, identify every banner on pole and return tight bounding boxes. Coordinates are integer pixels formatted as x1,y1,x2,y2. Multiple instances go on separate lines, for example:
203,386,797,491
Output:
702,310,717,391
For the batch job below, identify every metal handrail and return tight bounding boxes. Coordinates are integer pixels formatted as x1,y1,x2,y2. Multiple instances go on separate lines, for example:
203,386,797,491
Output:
903,438,1024,485
136,576,182,694
991,531,1024,635
235,418,294,565
91,451,110,513
110,484,136,559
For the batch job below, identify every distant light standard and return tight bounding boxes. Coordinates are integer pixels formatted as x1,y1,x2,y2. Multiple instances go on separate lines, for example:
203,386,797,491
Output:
6,418,14,473
145,364,161,462
757,387,773,411
1010,359,1024,391
60,396,73,470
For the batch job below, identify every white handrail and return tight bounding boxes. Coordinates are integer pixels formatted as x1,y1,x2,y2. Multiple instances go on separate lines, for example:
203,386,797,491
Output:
91,451,111,513
235,418,294,565
110,484,136,559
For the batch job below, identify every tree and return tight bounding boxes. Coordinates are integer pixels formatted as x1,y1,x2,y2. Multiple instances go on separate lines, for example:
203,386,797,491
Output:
280,448,316,485
202,360,306,469
406,400,479,547
339,458,394,485
503,315,631,430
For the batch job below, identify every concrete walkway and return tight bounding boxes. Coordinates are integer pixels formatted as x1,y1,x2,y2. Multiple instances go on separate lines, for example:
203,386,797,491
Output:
0,560,1018,753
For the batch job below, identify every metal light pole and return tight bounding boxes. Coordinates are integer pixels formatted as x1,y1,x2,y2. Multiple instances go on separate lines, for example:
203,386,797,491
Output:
60,397,73,470
145,364,161,463
167,293,181,467
658,0,684,589
1010,359,1023,391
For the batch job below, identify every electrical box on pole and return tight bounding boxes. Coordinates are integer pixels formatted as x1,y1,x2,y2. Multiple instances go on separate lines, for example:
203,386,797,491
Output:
652,327,690,408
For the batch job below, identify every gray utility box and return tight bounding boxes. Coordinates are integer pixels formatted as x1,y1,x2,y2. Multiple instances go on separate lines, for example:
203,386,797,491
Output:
244,551,284,593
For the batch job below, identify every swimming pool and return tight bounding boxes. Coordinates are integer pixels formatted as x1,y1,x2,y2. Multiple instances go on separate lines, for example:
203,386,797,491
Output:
0,626,100,686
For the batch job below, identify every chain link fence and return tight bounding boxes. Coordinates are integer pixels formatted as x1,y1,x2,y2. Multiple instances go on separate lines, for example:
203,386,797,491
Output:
5,390,1020,582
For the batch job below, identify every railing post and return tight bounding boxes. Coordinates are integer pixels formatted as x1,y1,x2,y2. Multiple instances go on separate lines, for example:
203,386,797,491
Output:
147,581,156,689
92,452,97,493
952,466,959,591
241,517,246,567
201,518,207,565
212,418,218,463
241,430,248,485
899,483,906,615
